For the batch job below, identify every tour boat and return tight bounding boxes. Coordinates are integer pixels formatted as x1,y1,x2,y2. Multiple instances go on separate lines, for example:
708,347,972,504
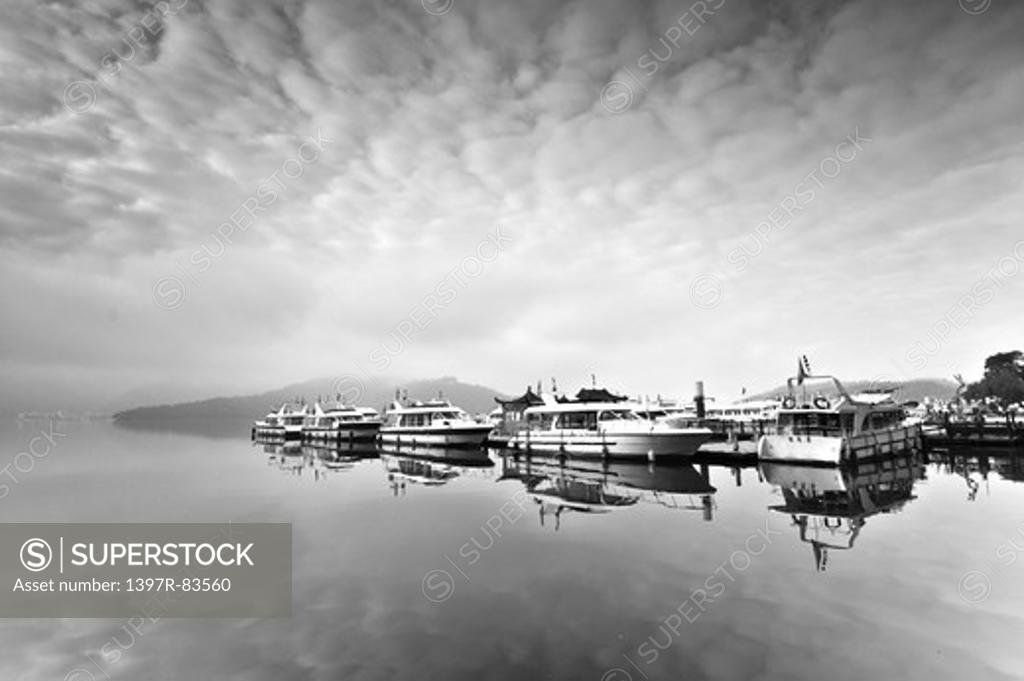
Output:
507,401,713,459
302,402,382,443
253,404,307,440
253,407,285,439
378,399,494,449
757,372,922,465
280,405,308,440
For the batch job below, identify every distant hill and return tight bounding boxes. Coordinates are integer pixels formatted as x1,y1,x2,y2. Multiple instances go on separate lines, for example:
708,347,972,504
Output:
743,377,958,404
113,376,509,437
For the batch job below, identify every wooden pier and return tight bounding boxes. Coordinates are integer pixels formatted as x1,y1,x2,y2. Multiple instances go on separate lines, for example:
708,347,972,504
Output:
921,414,1024,450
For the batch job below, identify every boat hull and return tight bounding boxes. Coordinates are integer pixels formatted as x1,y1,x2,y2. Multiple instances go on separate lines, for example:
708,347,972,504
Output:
303,422,381,443
758,425,921,465
253,425,285,439
505,429,712,459
379,425,493,449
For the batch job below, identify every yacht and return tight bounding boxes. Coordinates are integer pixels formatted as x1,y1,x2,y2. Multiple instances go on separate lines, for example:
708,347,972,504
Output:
706,399,781,424
507,401,713,460
302,402,382,443
757,372,921,465
253,406,285,439
253,403,307,440
379,399,494,449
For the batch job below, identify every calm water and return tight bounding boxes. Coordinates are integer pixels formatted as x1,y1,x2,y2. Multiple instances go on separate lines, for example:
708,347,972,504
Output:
3,419,1024,681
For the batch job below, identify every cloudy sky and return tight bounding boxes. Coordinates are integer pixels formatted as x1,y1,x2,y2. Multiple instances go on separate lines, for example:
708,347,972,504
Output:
1,0,1023,412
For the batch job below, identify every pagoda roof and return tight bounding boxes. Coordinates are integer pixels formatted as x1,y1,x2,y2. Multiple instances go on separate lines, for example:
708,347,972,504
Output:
558,387,629,403
495,386,545,408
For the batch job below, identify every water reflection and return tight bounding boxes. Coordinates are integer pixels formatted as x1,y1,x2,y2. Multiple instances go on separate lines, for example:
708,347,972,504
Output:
498,454,719,528
260,441,380,480
922,447,1024,498
8,422,1024,680
761,455,923,571
378,445,495,495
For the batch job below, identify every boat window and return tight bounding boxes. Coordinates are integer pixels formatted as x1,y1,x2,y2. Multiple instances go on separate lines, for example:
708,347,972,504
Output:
559,411,598,430
526,412,555,430
783,412,846,436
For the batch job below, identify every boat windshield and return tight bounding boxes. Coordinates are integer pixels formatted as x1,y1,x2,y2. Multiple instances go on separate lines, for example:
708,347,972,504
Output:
599,409,640,421
778,411,855,436
634,409,667,419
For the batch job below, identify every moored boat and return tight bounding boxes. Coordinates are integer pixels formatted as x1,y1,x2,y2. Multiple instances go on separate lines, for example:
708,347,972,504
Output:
379,399,493,449
757,370,921,465
253,403,307,440
302,401,382,443
507,399,713,460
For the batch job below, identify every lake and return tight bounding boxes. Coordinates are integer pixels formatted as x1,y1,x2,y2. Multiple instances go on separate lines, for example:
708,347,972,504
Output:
2,419,1024,681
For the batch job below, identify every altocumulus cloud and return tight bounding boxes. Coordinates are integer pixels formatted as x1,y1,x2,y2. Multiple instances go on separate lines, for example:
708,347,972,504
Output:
0,0,1023,412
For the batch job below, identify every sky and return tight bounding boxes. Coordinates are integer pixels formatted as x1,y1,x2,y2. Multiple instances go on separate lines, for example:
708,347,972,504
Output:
1,0,1023,412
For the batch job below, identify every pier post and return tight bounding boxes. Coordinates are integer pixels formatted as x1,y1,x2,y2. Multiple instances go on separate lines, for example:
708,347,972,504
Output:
695,381,706,419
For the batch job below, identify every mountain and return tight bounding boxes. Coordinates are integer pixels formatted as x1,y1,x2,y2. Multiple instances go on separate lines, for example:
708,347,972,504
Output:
113,376,509,438
742,377,958,404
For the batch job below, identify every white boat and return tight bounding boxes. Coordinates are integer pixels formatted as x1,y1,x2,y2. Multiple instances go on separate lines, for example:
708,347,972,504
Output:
706,399,780,424
379,400,493,449
757,373,921,465
253,403,307,440
253,407,285,438
507,401,713,460
302,402,382,443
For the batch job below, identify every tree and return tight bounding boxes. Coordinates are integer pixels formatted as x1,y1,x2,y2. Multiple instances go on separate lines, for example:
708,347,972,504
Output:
964,350,1024,404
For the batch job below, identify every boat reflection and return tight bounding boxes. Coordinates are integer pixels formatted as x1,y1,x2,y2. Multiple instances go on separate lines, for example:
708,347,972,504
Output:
499,454,717,529
380,445,495,496
761,455,923,571
259,441,379,480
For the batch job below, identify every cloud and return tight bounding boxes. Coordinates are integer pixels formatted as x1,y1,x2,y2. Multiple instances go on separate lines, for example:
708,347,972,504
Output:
1,0,1023,411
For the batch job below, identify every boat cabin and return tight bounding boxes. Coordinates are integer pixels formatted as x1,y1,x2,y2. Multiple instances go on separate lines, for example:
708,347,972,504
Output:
525,403,641,432
386,400,470,427
776,394,905,438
